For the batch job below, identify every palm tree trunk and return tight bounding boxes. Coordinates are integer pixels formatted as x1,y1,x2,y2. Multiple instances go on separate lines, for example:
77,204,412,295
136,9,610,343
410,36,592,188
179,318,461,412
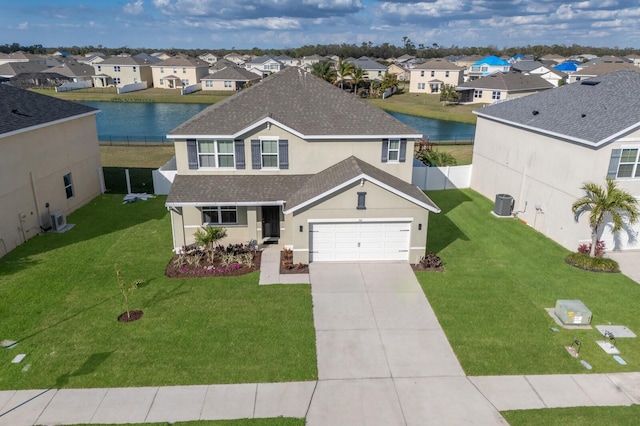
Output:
590,227,598,257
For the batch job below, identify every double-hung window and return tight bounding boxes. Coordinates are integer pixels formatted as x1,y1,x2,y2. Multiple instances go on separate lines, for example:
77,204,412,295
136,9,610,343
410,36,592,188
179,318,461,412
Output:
617,148,640,178
202,206,237,225
417,82,425,90
205,80,213,88
430,70,435,77
492,91,501,100
474,89,482,98
387,139,400,162
198,140,234,168
420,70,425,77
114,66,121,72
63,173,74,199
224,81,232,88
445,71,450,78
261,139,278,168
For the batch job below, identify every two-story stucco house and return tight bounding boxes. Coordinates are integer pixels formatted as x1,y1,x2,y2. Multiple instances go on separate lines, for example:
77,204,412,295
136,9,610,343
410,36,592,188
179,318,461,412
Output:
468,56,511,80
92,56,154,87
243,55,286,78
150,54,210,89
471,71,640,252
409,59,464,93
166,67,440,264
0,85,102,258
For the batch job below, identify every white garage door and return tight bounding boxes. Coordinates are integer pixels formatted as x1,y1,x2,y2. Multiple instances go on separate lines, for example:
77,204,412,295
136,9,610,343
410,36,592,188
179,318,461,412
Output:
310,221,411,262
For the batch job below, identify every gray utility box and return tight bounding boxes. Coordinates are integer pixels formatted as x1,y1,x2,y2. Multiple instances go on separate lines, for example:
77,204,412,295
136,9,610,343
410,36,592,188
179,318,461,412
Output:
555,300,592,325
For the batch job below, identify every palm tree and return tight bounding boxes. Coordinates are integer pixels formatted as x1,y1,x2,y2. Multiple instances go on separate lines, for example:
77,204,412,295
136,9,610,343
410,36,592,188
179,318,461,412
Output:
351,66,366,96
572,178,639,257
310,60,336,83
440,84,461,104
380,72,398,92
335,58,354,90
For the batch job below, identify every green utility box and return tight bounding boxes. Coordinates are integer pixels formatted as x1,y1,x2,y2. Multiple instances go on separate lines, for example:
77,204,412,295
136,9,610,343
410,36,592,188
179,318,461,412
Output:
555,300,592,325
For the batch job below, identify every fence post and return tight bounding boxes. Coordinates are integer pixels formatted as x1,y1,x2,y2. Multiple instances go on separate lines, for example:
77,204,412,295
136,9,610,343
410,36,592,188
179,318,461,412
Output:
125,169,132,194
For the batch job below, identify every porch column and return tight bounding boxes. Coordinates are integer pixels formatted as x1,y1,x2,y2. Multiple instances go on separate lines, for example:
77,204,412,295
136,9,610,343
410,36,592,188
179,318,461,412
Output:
246,206,258,244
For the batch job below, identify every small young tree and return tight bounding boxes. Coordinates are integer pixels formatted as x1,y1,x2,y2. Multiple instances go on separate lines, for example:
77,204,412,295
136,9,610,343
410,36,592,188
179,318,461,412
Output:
440,84,461,104
115,265,145,320
194,226,227,250
572,178,639,257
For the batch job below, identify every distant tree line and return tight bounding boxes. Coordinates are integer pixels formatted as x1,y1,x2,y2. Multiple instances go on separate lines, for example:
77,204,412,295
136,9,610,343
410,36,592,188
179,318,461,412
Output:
2,41,638,60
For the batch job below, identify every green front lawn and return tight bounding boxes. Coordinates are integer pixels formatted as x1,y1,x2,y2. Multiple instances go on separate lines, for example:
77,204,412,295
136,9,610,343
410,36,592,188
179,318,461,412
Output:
0,195,316,390
502,405,640,425
367,91,480,124
420,189,640,375
74,420,305,426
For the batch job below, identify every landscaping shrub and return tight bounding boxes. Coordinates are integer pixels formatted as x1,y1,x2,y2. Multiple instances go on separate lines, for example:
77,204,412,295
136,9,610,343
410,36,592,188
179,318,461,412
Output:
577,240,606,257
565,252,620,272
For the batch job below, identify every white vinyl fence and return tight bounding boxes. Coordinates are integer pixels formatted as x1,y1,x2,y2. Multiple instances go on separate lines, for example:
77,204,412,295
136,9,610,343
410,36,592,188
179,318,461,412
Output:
412,163,472,190
117,81,148,94
56,80,93,92
152,156,177,195
182,83,202,95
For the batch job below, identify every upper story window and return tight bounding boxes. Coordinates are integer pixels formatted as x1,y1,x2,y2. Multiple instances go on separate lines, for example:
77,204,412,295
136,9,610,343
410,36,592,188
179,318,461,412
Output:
114,66,121,72
420,70,425,77
387,139,400,162
133,66,137,72
97,65,101,72
445,71,450,77
160,67,164,73
430,70,435,77
182,67,187,74
617,148,640,178
481,66,488,72
381,138,407,163
202,206,237,225
198,140,235,168
261,139,279,168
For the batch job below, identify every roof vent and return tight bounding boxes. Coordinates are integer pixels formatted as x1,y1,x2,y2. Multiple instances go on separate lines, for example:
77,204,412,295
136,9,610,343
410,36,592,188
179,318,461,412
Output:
532,110,539,115
581,80,600,86
581,113,587,118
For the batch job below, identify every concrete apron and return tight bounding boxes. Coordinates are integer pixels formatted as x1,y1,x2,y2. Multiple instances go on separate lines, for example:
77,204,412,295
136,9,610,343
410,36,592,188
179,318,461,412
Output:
306,262,507,426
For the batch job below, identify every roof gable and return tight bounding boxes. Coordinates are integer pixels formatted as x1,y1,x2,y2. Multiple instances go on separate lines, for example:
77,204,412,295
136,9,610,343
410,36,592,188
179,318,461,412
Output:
474,71,640,147
459,72,553,91
169,67,420,138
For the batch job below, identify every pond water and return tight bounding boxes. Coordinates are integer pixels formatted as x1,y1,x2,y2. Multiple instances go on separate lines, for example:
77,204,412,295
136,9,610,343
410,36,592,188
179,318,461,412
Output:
82,101,476,143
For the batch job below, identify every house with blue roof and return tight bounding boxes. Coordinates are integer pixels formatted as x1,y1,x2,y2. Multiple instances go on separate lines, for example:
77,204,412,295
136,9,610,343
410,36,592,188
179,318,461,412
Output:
468,56,510,80
554,61,580,73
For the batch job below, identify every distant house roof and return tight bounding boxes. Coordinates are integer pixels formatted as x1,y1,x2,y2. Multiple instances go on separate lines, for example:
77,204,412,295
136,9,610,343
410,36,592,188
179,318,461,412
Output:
458,72,553,92
44,60,95,78
511,60,546,73
201,66,260,81
579,55,629,69
473,71,640,147
245,54,281,65
0,61,47,77
554,61,580,72
347,57,387,71
152,54,207,67
99,56,156,66
169,66,420,139
210,59,237,72
0,84,98,137
473,55,510,66
572,61,640,78
414,58,463,71
134,52,162,63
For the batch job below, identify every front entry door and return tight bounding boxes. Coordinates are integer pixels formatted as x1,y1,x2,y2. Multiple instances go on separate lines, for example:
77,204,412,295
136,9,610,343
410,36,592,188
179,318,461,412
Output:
262,206,280,239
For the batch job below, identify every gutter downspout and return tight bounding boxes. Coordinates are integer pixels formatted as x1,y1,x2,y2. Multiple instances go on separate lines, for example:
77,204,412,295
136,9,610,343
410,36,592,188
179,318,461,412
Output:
29,171,43,231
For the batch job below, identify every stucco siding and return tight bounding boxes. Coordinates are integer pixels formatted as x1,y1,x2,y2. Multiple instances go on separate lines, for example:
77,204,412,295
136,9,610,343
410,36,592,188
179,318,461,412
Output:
0,115,101,257
290,180,428,263
471,117,640,251
174,123,415,182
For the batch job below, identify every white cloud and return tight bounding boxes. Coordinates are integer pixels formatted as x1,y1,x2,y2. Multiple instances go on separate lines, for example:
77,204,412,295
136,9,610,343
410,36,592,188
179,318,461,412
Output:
124,0,145,15
18,22,29,30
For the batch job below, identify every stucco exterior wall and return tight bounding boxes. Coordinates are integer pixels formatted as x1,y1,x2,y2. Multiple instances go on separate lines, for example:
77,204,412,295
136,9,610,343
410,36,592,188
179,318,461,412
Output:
409,70,463,93
173,123,415,182
0,115,101,257
471,117,640,251
151,66,209,88
289,180,429,263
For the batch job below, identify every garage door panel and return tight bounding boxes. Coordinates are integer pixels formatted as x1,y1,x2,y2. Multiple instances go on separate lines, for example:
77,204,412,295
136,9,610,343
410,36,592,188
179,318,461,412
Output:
310,221,410,262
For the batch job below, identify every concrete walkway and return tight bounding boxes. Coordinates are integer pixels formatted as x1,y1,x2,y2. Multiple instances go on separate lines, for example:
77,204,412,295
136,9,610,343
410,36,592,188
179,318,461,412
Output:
2,259,640,425
608,250,640,284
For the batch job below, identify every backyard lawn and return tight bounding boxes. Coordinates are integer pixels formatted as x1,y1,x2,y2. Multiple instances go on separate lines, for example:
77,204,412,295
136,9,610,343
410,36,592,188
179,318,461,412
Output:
420,189,640,376
0,195,316,390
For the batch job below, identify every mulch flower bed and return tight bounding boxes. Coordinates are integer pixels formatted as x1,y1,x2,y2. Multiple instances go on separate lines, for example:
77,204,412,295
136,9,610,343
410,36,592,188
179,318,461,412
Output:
165,246,261,278
118,310,144,322
280,250,309,274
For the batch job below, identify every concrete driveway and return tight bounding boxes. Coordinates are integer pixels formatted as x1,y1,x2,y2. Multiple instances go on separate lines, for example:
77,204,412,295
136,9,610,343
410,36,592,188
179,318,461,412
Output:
608,250,640,284
306,262,507,425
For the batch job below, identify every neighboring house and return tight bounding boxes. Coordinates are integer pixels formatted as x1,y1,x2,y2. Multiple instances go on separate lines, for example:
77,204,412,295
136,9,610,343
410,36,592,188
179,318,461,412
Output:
625,54,640,66
223,53,246,66
150,54,209,89
275,55,298,67
576,56,629,71
387,63,410,82
209,59,238,73
165,67,440,264
540,54,566,64
198,53,219,65
0,51,47,66
134,52,162,64
409,58,464,93
44,59,95,82
92,56,154,87
511,60,566,87
201,66,261,91
151,52,171,61
78,54,106,67
244,54,286,77
457,72,553,103
471,71,640,252
0,85,102,258
567,61,640,83
0,61,47,79
9,72,73,89
300,54,326,69
554,60,580,74
467,56,511,80
347,57,387,81
395,54,417,67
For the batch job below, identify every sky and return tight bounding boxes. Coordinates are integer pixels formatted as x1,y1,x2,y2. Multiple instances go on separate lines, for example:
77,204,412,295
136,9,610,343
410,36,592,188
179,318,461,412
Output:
3,0,640,51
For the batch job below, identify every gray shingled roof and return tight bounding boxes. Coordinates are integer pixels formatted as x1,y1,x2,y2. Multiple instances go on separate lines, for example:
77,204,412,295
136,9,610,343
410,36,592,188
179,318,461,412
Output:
166,174,310,205
572,61,639,77
98,56,154,66
474,71,640,146
0,84,98,136
0,61,47,77
458,72,553,91
511,60,545,73
152,54,207,67
202,66,260,81
166,156,440,213
169,66,420,138
414,58,463,70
